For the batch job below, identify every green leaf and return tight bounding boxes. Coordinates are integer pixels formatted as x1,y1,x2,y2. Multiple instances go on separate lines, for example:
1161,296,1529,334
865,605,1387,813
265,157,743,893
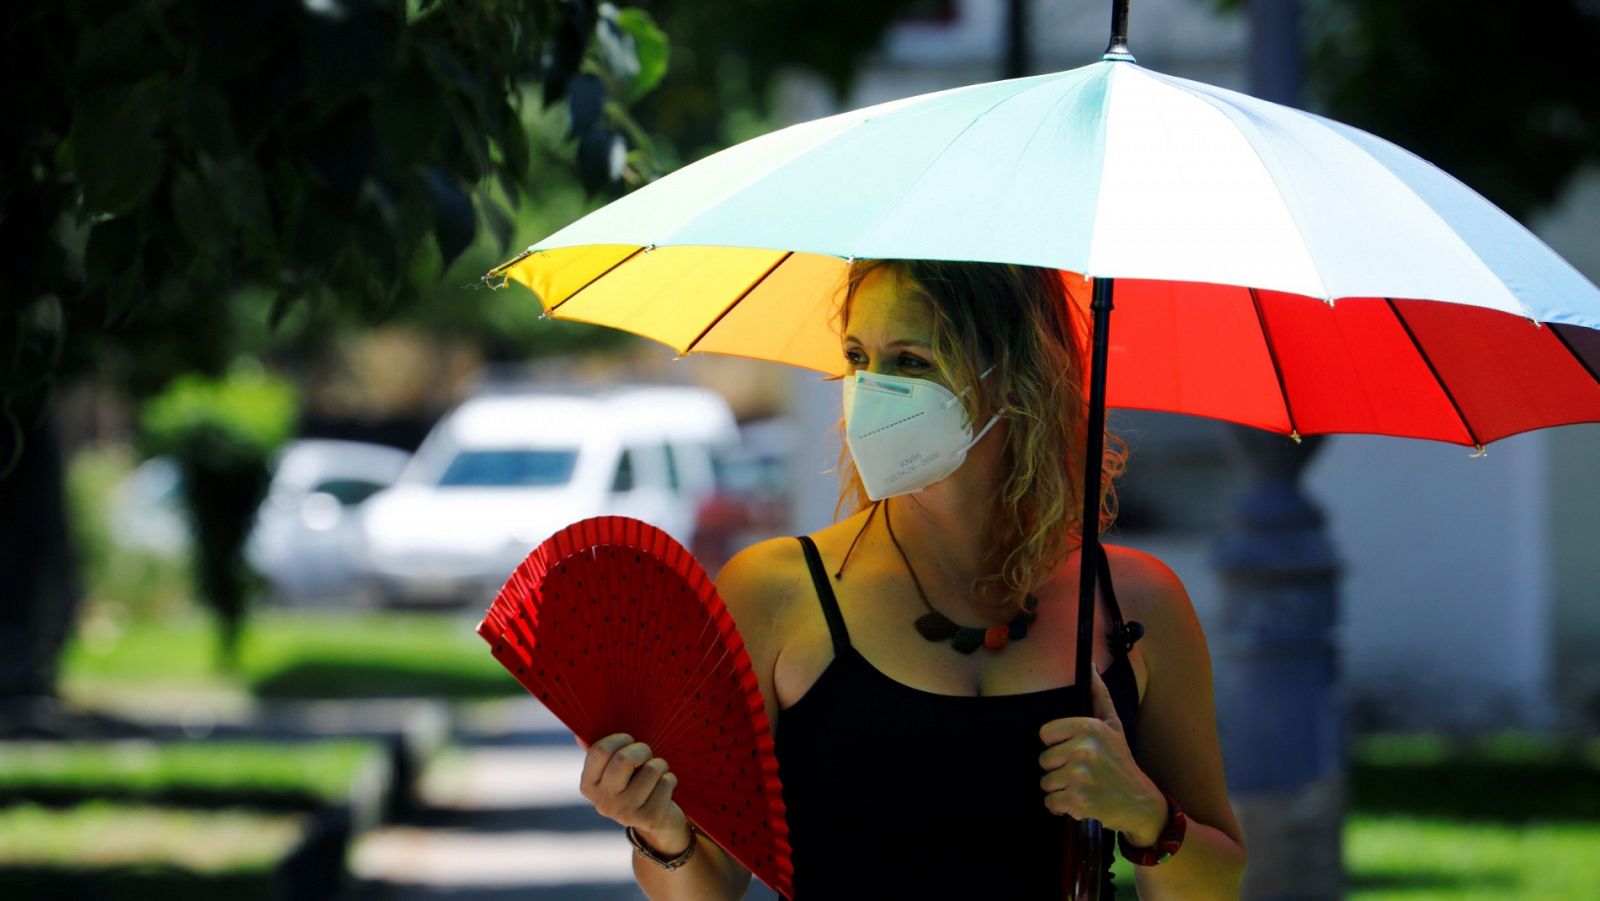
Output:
70,82,165,216
171,170,230,260
614,7,668,102
423,168,475,268
500,104,531,183
481,197,515,252
374,52,450,170
84,216,144,295
212,160,273,245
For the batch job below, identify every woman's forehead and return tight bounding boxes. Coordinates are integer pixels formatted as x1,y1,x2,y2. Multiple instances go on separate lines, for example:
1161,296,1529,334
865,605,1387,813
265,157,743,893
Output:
845,268,932,340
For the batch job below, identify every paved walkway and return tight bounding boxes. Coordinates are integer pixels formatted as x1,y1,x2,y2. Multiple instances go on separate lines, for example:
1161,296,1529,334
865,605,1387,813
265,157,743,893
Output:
349,699,779,900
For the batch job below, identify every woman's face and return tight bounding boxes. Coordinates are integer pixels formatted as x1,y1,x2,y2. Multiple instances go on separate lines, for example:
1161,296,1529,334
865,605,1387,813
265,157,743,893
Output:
841,267,945,387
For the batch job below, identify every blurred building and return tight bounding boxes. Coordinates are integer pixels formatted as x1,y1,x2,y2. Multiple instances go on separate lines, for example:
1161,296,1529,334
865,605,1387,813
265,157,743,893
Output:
775,0,1600,736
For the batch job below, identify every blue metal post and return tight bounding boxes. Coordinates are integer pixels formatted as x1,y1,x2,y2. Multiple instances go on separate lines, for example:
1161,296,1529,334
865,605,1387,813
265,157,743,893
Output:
1214,429,1342,899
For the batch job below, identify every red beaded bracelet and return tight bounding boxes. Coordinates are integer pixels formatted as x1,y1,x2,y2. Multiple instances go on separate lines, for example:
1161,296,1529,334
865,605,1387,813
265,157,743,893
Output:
1117,793,1187,866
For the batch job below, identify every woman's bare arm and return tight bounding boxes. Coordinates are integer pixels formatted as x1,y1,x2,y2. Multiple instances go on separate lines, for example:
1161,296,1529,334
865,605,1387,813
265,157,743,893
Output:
629,816,751,900
1116,548,1247,899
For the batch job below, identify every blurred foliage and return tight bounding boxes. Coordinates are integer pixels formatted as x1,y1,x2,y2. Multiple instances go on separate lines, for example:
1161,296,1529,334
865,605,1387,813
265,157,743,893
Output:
633,0,927,160
1215,0,1600,221
138,366,297,668
140,367,297,459
406,0,928,359
67,447,194,621
0,740,379,807
1306,0,1600,221
0,0,918,411
0,0,667,434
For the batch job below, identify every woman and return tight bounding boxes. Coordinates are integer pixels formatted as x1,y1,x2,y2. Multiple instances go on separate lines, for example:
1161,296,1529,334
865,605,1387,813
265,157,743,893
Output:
579,260,1247,899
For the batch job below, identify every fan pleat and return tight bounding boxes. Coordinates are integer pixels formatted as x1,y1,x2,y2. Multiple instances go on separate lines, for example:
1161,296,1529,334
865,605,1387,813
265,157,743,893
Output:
477,516,792,899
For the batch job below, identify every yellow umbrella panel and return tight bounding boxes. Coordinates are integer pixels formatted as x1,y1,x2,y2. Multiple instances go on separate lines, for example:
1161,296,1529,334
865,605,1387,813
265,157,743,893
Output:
491,245,849,376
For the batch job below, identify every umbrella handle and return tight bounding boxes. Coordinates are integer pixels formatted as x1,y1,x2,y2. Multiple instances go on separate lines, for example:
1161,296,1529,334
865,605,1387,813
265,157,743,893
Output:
1064,818,1105,900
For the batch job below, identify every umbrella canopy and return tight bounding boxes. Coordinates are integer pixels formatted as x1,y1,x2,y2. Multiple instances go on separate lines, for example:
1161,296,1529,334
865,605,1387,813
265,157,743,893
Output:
493,58,1600,448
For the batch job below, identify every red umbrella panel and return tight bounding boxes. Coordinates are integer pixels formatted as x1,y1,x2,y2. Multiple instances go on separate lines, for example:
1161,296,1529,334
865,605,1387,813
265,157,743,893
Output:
1062,275,1600,450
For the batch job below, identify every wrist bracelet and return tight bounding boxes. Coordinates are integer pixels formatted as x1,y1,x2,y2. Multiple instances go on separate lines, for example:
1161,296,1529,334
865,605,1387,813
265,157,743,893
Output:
626,823,699,870
1117,793,1186,866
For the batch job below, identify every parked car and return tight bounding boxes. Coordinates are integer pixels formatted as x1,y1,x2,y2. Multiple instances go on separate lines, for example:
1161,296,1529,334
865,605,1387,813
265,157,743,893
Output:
690,417,795,577
246,439,412,606
357,386,738,608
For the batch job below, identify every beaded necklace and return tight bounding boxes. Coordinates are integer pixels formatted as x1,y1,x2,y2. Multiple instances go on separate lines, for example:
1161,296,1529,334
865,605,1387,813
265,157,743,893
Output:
833,499,1038,655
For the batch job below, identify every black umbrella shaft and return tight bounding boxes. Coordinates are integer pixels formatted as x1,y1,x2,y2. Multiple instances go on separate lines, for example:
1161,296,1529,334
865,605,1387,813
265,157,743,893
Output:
1061,276,1114,900
1104,0,1134,61
1076,276,1114,710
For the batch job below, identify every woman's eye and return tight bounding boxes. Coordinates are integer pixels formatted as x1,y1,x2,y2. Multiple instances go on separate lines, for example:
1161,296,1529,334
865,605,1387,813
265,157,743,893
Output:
844,349,867,366
898,354,931,370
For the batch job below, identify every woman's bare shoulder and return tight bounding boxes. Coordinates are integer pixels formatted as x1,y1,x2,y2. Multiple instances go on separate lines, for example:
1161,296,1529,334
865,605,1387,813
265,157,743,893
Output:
1102,543,1212,688
1101,543,1196,629
714,536,811,629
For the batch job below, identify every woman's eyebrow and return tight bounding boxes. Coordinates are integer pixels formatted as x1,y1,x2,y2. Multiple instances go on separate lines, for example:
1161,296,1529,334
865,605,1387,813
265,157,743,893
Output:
842,335,932,348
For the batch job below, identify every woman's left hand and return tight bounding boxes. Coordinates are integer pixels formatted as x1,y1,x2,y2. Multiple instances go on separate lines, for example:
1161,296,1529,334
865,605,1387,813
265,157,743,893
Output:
1039,666,1168,846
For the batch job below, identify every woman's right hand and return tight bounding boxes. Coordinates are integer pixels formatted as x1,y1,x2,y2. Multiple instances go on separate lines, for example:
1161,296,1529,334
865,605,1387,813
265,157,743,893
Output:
579,733,691,853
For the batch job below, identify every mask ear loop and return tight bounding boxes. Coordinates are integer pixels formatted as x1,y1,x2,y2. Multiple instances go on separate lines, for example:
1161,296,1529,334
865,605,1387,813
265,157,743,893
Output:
966,412,1003,449
940,366,1005,448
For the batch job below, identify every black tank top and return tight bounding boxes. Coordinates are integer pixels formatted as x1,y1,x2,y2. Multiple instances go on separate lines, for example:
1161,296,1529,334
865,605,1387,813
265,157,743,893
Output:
773,536,1141,900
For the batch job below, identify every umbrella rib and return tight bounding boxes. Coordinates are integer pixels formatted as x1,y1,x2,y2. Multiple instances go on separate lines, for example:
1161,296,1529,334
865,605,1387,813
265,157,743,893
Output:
1546,322,1600,386
1246,287,1300,438
546,247,648,315
1384,297,1483,448
680,252,796,356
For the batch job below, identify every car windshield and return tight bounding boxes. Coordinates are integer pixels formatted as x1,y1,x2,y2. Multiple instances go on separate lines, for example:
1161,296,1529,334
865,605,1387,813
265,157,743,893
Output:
437,449,579,488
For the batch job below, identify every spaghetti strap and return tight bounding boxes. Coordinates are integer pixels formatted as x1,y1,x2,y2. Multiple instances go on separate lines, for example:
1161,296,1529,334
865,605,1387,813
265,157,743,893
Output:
797,536,852,655
1096,544,1145,655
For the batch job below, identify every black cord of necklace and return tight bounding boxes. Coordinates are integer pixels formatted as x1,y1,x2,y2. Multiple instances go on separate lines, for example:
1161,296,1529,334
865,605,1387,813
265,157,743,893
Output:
836,497,992,622
832,499,883,581
881,498,941,618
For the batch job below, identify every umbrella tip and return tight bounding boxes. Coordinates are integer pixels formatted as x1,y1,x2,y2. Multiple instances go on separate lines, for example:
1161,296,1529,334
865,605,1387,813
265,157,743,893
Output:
1101,0,1136,62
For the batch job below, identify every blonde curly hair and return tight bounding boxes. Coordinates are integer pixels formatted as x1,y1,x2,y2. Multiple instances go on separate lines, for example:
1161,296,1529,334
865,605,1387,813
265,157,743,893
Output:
834,259,1128,613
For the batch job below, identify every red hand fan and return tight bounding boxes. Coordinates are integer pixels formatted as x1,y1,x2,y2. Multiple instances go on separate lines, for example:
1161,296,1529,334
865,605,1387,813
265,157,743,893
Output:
477,516,793,899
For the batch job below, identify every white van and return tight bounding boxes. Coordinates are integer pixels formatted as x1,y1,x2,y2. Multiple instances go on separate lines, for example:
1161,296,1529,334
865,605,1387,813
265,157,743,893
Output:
356,386,737,608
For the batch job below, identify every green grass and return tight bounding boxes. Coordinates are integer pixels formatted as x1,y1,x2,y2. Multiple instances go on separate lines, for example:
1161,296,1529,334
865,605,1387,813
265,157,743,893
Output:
0,802,304,872
0,740,380,808
1346,734,1600,898
1347,816,1600,899
0,802,301,900
62,610,516,700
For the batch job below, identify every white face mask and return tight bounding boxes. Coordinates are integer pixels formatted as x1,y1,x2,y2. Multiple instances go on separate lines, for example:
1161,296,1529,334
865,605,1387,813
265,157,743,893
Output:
842,367,1001,501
